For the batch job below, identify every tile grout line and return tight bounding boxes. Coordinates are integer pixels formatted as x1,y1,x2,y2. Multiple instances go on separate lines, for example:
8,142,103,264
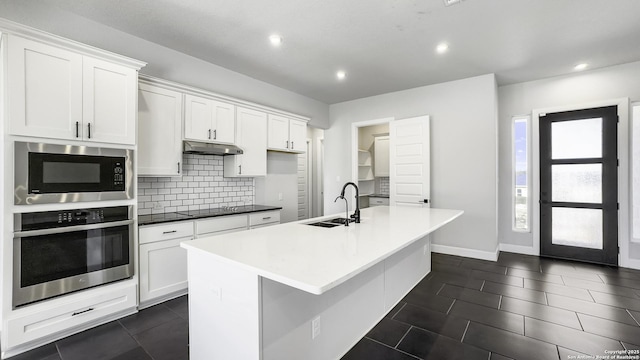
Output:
447,298,457,314
626,309,640,327
390,302,407,319
364,336,422,360
460,320,471,342
393,325,413,348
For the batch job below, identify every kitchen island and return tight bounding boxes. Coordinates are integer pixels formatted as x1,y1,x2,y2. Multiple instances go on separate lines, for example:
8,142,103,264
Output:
181,206,463,360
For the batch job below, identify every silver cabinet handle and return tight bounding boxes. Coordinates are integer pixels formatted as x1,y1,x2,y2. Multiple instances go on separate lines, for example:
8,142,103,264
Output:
262,217,271,220
208,129,212,139
87,123,91,139
291,141,294,149
239,165,242,174
162,230,177,234
177,162,180,174
213,129,217,140
286,140,289,149
75,121,79,138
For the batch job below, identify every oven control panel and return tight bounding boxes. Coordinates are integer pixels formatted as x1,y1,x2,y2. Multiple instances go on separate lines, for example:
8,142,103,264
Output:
18,206,130,231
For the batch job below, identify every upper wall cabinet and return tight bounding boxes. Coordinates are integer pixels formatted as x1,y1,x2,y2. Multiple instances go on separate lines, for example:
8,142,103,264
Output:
138,81,183,176
7,35,142,145
184,94,235,144
224,107,267,177
267,114,307,153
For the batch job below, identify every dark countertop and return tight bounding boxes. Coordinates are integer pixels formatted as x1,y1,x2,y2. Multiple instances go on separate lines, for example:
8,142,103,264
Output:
367,194,389,198
139,205,283,226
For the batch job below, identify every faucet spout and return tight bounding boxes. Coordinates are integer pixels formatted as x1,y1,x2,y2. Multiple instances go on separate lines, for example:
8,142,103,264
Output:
334,195,349,226
340,182,360,224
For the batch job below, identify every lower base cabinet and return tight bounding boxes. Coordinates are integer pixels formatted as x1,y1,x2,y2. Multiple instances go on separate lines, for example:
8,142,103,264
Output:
138,211,281,307
138,221,193,308
139,238,189,305
5,281,136,350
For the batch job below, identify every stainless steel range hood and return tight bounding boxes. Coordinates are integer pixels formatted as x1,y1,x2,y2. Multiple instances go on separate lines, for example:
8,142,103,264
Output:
183,141,243,156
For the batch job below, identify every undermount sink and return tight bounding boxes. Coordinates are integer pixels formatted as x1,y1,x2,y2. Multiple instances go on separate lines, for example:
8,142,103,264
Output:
307,217,350,228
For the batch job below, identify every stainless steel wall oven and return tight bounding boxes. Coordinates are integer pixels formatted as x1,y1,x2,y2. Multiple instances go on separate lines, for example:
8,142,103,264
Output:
14,142,132,205
13,206,134,307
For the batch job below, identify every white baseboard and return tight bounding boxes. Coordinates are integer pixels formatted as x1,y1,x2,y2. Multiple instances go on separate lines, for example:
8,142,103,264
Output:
621,257,640,270
499,243,538,256
431,243,499,261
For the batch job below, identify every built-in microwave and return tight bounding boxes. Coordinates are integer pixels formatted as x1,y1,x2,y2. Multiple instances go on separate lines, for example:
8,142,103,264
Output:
14,142,133,205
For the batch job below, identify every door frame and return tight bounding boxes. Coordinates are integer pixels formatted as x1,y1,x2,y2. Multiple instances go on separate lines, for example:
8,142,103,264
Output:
531,98,630,266
351,117,394,187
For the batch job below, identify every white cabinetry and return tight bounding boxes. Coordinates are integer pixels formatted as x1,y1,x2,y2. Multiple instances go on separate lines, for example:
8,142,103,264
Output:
5,282,136,349
374,136,390,177
7,35,140,145
267,114,307,153
369,196,389,207
195,215,248,237
138,81,183,176
184,94,235,144
249,210,281,229
224,107,267,177
139,222,193,307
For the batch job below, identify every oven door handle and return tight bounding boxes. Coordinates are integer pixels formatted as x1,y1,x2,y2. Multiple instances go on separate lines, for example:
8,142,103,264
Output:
14,219,134,237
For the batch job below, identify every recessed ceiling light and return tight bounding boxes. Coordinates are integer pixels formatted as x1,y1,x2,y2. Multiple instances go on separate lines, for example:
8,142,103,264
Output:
269,35,283,46
436,43,449,54
574,63,588,71
336,71,347,80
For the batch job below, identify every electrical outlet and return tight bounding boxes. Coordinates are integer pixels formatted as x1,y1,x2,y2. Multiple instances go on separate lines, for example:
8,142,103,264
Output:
311,316,321,339
152,202,163,210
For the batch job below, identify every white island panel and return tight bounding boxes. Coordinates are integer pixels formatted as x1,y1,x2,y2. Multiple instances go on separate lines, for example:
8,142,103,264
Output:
181,206,463,360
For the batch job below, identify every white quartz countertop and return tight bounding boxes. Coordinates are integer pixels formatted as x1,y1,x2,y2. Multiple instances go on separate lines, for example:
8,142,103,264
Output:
181,206,463,295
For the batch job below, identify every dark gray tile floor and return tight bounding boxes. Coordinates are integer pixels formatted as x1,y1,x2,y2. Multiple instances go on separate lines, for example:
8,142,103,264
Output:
343,252,640,360
11,252,640,360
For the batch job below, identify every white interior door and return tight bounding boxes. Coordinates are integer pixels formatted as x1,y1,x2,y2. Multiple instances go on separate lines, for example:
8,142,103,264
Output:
390,116,430,207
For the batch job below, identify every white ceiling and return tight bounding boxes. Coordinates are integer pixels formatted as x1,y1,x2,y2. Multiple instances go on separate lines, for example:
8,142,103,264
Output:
43,0,640,104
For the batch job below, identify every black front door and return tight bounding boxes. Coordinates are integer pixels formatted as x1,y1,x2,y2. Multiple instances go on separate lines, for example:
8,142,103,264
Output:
539,106,618,265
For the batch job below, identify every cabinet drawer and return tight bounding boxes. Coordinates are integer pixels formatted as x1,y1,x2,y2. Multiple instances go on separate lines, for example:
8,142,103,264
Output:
369,197,389,206
6,282,136,348
139,221,194,244
249,211,280,227
196,214,248,236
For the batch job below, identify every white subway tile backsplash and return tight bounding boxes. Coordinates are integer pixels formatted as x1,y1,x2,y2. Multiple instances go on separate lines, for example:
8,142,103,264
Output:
138,154,255,215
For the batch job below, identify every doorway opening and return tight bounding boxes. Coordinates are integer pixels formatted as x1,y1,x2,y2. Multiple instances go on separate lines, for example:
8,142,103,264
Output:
351,119,392,209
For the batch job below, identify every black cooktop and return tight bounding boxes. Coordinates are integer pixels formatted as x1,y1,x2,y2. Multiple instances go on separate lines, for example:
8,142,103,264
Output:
138,205,282,226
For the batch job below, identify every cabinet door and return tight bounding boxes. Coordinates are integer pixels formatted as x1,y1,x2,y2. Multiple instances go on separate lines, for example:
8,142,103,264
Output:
288,119,307,153
184,94,213,141
139,238,189,303
7,35,82,140
212,100,236,144
374,136,390,177
83,57,137,145
138,83,183,176
267,114,289,151
225,107,267,176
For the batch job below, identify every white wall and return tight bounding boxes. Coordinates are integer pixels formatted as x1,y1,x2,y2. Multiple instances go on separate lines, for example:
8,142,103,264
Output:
326,74,499,255
306,127,325,218
255,152,298,223
0,1,330,128
498,61,640,264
